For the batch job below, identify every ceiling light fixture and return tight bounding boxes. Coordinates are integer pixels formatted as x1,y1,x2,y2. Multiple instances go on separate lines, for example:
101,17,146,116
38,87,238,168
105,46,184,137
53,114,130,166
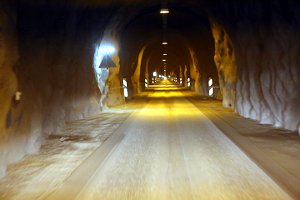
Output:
160,8,169,14
162,41,168,45
163,53,167,56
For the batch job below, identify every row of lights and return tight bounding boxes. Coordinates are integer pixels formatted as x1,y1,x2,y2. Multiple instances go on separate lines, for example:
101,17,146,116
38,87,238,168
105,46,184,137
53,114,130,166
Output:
160,8,169,74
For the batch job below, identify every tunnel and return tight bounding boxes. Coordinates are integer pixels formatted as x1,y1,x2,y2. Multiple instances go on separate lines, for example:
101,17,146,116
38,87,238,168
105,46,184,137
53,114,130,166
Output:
0,0,300,199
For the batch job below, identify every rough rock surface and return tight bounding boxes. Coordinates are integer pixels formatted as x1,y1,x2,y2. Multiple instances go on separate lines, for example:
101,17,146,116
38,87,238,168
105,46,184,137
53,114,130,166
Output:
0,4,106,178
211,1,300,133
211,22,237,108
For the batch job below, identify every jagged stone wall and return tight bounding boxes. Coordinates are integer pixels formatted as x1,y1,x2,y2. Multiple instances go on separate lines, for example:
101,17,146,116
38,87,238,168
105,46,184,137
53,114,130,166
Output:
211,22,237,108
210,1,300,133
131,46,146,96
189,48,201,94
0,4,110,178
94,7,135,107
0,7,21,177
234,13,300,133
0,9,18,141
96,37,124,108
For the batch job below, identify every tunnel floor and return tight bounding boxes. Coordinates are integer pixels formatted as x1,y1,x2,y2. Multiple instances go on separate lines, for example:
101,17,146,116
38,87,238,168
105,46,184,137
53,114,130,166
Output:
0,91,299,200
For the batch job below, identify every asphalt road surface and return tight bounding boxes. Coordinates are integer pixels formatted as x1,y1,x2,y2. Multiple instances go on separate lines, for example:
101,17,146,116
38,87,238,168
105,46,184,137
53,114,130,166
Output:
45,94,292,200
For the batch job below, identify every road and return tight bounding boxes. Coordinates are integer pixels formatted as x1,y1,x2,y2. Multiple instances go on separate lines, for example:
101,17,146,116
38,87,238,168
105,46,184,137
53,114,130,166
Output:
45,93,292,200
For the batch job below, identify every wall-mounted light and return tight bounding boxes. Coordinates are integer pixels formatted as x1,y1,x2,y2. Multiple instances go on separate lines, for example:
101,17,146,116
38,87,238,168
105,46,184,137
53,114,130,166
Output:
160,8,169,14
162,42,168,45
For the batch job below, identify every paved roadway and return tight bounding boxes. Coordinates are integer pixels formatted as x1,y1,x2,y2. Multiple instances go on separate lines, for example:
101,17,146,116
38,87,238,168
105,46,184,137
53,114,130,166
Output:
45,91,292,200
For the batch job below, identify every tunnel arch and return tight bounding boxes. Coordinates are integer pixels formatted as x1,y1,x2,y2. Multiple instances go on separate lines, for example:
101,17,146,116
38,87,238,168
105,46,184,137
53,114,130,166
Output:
115,3,218,97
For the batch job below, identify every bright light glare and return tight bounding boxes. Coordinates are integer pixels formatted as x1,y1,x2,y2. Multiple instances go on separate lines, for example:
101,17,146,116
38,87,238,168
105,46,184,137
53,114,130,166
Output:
162,42,168,45
163,53,167,56
99,45,115,55
153,71,157,77
162,59,166,62
208,78,213,87
160,9,169,14
209,88,213,96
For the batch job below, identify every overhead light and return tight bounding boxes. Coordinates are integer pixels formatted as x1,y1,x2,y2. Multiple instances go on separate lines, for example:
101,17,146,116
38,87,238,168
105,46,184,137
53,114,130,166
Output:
163,53,167,56
162,59,166,62
162,42,168,45
160,8,169,14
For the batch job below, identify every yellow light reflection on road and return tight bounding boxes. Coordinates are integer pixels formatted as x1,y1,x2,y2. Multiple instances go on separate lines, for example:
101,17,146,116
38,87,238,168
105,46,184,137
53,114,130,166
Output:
139,107,198,117
138,98,201,118
149,91,184,98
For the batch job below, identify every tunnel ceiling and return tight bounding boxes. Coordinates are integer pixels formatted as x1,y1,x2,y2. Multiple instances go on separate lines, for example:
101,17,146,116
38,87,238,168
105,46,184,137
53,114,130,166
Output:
10,0,219,84
118,1,215,78
136,37,191,78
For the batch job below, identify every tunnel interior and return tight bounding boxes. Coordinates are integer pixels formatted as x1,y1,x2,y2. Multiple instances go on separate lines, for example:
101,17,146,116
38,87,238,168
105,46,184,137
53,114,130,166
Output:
0,0,300,180
119,3,218,96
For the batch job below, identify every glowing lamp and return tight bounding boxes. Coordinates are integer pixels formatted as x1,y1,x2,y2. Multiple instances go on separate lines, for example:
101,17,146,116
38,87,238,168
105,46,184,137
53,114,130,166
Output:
160,9,169,14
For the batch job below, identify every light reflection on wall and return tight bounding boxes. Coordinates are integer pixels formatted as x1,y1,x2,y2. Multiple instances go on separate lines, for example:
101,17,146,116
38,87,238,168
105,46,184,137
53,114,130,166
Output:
93,43,115,94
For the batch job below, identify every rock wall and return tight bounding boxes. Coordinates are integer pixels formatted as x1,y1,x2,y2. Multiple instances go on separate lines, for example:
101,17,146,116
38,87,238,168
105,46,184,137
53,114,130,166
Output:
211,22,237,108
94,8,129,108
189,48,201,94
211,1,300,133
0,9,18,141
0,6,21,177
131,46,146,96
95,38,124,108
0,4,111,178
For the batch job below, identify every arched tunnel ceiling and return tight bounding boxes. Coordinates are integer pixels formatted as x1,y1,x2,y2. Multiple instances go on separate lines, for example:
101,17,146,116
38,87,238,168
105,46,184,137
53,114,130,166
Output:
140,36,193,77
118,2,217,79
12,0,218,81
120,33,193,76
